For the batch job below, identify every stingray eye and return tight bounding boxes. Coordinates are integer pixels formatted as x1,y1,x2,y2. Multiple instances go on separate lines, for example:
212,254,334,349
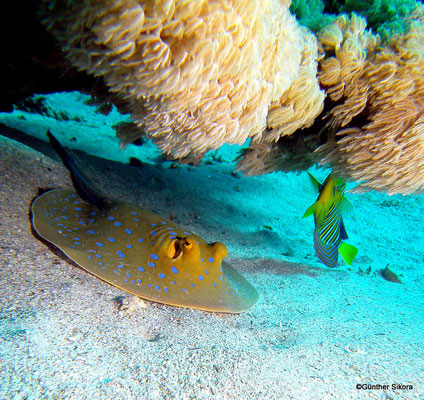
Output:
183,239,193,250
167,240,182,259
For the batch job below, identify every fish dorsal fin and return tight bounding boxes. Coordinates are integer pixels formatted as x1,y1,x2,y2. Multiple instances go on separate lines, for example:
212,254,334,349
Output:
340,196,353,214
303,202,317,219
338,242,358,265
307,172,322,192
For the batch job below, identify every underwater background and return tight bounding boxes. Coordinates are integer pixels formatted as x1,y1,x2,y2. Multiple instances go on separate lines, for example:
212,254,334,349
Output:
1,0,424,398
1,91,423,399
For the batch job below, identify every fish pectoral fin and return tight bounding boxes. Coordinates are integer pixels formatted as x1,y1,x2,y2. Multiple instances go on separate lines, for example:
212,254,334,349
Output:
339,217,349,240
302,202,316,219
307,172,322,192
338,242,358,265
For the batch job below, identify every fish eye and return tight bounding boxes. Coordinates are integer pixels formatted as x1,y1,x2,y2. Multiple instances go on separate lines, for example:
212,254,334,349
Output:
183,239,193,250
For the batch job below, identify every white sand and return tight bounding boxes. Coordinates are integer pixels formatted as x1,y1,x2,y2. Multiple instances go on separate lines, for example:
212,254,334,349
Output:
0,93,423,399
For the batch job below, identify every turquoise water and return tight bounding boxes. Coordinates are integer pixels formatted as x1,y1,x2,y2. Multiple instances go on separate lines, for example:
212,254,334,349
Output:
0,92,423,399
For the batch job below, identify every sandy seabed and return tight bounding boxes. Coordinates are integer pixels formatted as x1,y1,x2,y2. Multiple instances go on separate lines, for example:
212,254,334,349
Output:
0,93,423,400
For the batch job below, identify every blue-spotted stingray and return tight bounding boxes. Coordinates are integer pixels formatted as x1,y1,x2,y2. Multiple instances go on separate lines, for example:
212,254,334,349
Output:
31,132,258,313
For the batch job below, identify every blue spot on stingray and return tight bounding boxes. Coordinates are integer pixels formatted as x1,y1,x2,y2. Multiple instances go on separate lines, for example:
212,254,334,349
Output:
138,238,144,243
125,272,131,278
124,279,128,283
213,282,217,287
126,244,133,249
133,218,140,222
151,223,157,227
118,264,124,269
61,216,69,220
114,221,122,227
62,234,68,237
170,236,176,239
108,237,116,242
158,273,166,279
75,207,82,211
148,284,152,288
208,257,214,263
72,237,80,241
171,280,176,284
182,288,187,293
169,232,177,236
55,217,60,221
148,262,155,268
58,223,64,227
108,216,115,221
125,228,132,235
161,221,167,225
96,242,104,247
150,253,159,260
171,266,178,274
225,291,229,295
164,287,169,292
90,212,96,216
205,270,209,275
151,241,155,246
220,274,223,281
137,279,142,283
137,266,145,272
88,255,92,259
154,285,160,290
98,262,103,266
131,280,135,284
116,251,126,258
74,242,82,246
114,207,119,211
100,266,106,270
151,231,157,236
190,283,195,288
184,232,191,235
200,258,204,263
95,254,102,258
198,275,204,281
79,221,86,226
131,211,137,215
88,219,95,223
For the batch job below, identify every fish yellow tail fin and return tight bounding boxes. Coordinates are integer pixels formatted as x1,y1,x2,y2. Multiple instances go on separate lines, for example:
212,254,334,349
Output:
338,242,358,265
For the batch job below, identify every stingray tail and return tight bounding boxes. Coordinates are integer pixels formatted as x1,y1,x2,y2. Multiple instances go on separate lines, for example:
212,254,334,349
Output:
47,130,108,208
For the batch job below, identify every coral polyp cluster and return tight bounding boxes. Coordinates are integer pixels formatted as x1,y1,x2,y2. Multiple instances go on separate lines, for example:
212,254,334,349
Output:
317,12,424,195
238,9,424,195
38,1,424,195
44,0,323,161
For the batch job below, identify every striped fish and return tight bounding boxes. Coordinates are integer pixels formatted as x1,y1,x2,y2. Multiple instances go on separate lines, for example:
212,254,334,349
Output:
303,172,358,268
